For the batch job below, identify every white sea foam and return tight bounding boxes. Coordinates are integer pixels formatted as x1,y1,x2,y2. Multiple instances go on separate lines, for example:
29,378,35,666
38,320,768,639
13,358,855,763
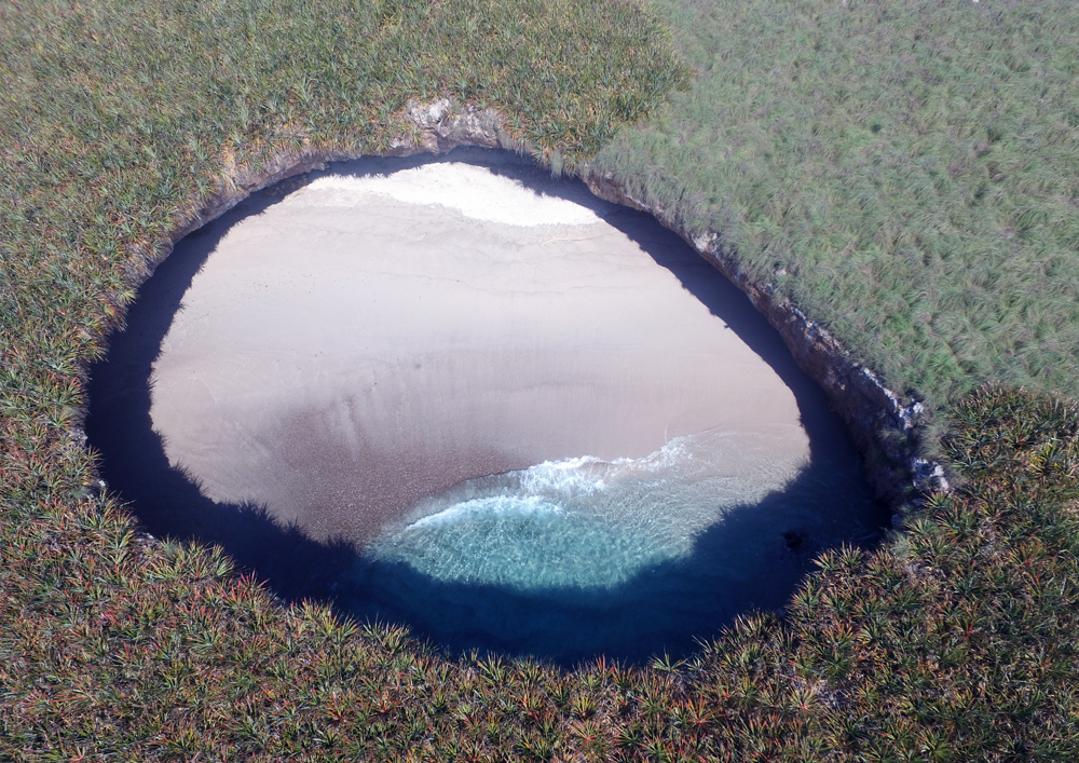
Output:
517,456,610,495
399,432,742,545
406,494,562,530
515,435,704,496
408,437,697,531
301,163,603,227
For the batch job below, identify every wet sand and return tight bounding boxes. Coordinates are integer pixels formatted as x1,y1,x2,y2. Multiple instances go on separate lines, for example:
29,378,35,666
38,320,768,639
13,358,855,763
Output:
149,154,810,545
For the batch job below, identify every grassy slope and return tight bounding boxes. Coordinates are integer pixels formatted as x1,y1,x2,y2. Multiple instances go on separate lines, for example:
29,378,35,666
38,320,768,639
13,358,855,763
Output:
1,0,1077,759
597,0,1079,405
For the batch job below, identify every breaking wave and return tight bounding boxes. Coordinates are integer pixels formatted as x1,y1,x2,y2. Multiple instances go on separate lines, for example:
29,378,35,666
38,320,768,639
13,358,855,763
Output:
344,423,878,663
366,428,811,590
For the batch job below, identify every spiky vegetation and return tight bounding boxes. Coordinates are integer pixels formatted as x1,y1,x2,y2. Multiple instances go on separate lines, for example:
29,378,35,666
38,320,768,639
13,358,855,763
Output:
2,0,1077,759
6,389,1078,756
596,0,1079,404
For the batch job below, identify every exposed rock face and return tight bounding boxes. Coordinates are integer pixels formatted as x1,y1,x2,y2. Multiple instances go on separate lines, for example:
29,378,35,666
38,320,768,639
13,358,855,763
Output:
130,97,947,511
398,98,510,153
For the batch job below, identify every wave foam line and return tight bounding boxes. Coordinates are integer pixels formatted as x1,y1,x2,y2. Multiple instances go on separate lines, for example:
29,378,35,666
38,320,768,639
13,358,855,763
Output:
406,494,562,530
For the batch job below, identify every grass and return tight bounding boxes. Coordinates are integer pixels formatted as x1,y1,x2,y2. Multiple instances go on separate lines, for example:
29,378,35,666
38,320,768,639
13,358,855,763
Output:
5,381,1077,758
595,0,1079,406
1,0,1077,758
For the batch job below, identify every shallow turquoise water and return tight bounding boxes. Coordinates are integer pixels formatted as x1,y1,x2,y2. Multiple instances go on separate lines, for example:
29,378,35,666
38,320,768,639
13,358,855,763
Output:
368,429,803,590
350,426,877,663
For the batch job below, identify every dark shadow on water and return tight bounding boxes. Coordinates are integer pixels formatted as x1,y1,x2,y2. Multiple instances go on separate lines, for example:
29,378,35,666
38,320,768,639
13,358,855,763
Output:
85,148,887,667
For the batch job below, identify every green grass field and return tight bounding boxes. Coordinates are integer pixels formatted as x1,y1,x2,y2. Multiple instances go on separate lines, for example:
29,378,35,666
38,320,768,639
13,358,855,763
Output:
598,0,1079,406
1,0,1077,758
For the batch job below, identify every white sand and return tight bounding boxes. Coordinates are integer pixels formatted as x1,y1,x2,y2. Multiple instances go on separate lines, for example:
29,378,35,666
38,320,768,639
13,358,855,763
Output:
307,163,604,226
150,157,810,543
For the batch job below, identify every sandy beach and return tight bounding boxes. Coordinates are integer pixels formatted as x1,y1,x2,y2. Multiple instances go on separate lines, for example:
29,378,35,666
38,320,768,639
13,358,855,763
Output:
149,155,811,545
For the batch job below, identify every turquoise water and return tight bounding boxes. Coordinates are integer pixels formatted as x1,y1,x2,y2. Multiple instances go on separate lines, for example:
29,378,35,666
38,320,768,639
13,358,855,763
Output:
368,429,801,590
348,426,878,663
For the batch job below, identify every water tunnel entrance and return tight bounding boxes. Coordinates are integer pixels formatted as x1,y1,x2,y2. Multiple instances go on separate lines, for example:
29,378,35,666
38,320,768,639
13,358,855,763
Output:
86,149,884,665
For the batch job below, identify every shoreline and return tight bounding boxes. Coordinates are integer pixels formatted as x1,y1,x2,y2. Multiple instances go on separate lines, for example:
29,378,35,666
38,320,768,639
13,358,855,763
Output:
147,157,817,544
